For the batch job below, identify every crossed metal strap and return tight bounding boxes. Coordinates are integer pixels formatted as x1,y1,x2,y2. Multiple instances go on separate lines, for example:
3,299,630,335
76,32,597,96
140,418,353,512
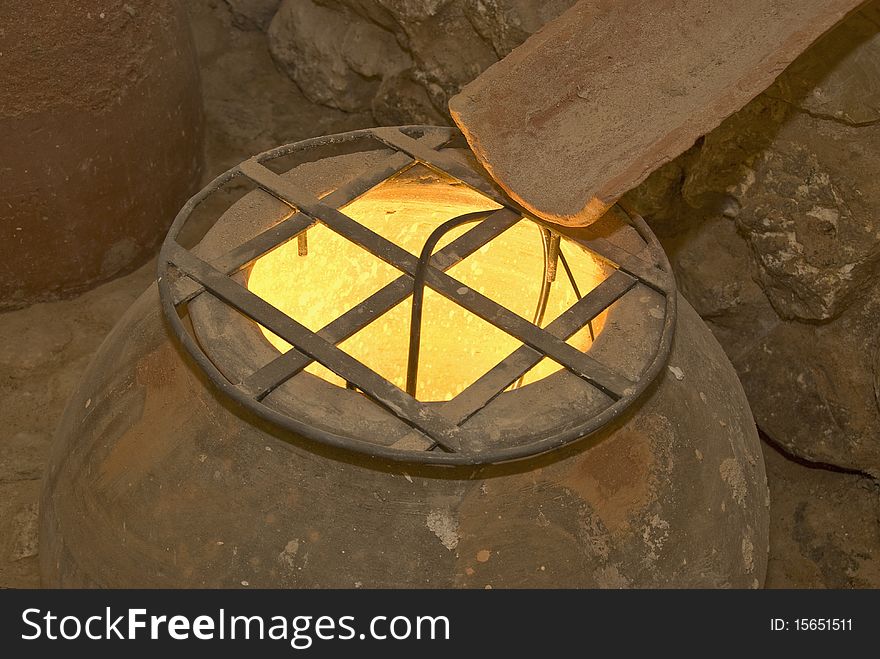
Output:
160,127,673,458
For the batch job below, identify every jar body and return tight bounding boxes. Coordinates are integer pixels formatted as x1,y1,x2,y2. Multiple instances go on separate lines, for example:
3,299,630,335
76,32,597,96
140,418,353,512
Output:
41,286,769,588
0,0,204,308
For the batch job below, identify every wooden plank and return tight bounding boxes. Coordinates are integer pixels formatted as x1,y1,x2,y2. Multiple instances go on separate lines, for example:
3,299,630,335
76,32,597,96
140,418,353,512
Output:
449,0,866,226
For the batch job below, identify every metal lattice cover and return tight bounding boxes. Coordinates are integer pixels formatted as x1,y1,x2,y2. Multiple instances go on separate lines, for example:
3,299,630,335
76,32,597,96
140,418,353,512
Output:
158,126,677,465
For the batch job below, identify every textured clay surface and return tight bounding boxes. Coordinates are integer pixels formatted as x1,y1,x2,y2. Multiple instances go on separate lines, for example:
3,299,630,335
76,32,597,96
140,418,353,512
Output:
449,0,867,226
0,0,204,309
40,283,769,588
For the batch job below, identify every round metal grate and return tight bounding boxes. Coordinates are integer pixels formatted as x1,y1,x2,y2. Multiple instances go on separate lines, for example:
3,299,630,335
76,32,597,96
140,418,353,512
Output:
158,126,677,465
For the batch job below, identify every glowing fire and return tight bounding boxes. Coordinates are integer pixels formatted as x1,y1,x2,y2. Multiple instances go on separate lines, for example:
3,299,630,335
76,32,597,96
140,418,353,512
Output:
247,166,610,401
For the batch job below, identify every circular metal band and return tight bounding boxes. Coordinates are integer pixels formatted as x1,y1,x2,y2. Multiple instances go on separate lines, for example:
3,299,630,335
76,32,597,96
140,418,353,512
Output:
158,126,677,466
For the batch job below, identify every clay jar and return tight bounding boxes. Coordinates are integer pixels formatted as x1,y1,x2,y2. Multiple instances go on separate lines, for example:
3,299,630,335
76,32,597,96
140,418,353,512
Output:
0,0,204,308
41,135,771,588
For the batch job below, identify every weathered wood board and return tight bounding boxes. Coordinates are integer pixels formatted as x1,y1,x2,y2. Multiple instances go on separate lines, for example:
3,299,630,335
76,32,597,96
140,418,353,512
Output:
449,0,867,226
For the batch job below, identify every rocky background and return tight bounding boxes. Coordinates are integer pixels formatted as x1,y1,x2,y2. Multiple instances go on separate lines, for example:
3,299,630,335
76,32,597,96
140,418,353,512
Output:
235,0,880,479
252,0,577,125
631,2,880,479
1,0,878,588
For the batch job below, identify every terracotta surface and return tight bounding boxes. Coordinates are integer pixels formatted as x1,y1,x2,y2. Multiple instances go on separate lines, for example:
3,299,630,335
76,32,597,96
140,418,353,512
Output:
0,0,204,309
41,289,769,588
449,0,867,226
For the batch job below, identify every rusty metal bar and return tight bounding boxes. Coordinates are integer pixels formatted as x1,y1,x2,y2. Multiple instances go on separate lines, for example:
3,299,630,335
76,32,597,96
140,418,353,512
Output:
371,127,509,206
172,131,450,306
405,209,496,397
241,208,522,399
240,160,634,400
167,244,462,451
441,270,638,424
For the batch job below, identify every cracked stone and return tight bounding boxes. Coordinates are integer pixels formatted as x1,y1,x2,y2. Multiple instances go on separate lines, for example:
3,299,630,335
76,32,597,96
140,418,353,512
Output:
9,504,39,562
765,2,880,126
684,94,880,322
224,0,282,30
735,285,880,475
0,432,51,483
642,2,880,471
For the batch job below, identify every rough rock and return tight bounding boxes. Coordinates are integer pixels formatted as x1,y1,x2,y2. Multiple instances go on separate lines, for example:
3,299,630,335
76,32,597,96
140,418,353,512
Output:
462,0,577,58
371,68,448,125
267,0,573,123
224,0,282,30
737,117,880,322
763,445,880,588
765,1,880,126
194,0,374,174
268,0,411,112
736,284,880,475
645,2,880,473
683,96,880,322
449,0,865,227
666,211,880,474
374,0,498,112
0,433,51,483
667,217,780,363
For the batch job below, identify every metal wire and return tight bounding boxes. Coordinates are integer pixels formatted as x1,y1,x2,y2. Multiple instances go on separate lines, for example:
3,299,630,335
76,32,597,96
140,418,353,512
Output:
557,244,581,299
405,209,496,397
558,243,594,340
532,228,556,329
511,227,557,390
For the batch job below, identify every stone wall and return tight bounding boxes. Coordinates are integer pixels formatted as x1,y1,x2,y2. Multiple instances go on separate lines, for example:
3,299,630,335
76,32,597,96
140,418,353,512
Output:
627,1,880,475
227,0,577,123
229,0,880,475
